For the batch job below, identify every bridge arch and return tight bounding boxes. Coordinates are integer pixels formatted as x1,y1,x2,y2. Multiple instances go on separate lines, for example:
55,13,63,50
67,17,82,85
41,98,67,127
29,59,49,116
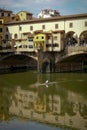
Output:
0,53,37,70
55,52,87,72
66,31,75,39
41,58,50,72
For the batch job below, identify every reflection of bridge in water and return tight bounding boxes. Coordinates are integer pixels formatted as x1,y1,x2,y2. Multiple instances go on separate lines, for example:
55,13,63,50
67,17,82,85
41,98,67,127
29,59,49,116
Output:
0,45,87,73
9,84,87,130
0,69,87,130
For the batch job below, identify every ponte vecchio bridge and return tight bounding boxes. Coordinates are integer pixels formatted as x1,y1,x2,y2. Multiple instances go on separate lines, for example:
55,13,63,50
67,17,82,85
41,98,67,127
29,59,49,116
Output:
0,43,87,73
0,12,87,72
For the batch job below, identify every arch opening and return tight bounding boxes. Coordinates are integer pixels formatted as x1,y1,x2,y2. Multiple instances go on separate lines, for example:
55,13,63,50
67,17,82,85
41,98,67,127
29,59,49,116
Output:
42,60,50,73
79,31,87,46
0,54,37,72
65,31,78,46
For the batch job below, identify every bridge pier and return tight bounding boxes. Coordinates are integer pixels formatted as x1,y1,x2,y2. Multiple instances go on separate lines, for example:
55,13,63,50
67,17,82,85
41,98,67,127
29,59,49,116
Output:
37,50,55,73
37,49,43,73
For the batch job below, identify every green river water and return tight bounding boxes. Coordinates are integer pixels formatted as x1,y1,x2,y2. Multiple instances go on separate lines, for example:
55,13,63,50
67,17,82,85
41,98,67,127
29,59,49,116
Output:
0,71,87,130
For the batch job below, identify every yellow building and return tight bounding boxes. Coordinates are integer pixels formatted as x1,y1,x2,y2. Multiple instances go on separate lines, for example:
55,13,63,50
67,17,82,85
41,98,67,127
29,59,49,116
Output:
0,8,12,47
34,32,47,51
17,11,33,21
4,13,87,52
0,18,10,46
0,18,4,46
33,30,65,52
34,93,46,113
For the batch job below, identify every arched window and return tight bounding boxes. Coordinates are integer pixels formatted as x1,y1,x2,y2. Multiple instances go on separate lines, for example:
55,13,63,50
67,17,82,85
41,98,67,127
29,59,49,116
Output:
14,33,18,39
79,31,87,45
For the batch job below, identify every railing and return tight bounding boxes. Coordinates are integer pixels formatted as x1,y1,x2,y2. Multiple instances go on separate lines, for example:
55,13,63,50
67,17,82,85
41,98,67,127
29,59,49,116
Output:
66,45,87,55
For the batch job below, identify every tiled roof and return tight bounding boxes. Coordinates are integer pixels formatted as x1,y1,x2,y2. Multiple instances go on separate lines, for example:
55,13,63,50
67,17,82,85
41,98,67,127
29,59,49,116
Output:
17,11,33,15
5,13,87,25
0,8,12,13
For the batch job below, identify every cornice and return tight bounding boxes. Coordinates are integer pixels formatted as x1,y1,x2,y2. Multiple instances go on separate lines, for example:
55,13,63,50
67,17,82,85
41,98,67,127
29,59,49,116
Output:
4,13,87,25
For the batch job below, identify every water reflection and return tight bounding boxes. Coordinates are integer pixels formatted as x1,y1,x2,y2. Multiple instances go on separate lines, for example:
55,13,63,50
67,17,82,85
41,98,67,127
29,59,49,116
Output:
0,72,87,130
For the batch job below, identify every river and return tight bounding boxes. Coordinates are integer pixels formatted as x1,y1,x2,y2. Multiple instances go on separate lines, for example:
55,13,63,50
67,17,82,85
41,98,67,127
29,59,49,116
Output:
0,71,87,130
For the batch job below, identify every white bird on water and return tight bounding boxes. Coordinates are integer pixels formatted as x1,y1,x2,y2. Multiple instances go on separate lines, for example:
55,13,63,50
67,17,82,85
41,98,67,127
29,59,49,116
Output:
45,80,49,84
45,80,49,87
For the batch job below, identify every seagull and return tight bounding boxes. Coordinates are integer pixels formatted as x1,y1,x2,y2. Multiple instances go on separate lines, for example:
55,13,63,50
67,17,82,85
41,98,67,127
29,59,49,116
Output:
45,80,49,87
45,80,49,84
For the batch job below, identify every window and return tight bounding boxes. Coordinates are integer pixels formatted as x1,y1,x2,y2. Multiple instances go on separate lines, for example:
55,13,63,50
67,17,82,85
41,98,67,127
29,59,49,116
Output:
42,25,45,29
29,45,33,48
8,13,10,17
1,12,4,17
0,36,2,40
23,45,27,48
36,36,38,39
85,21,87,27
47,35,51,40
55,24,58,29
46,44,52,47
19,26,22,31
30,26,33,31
53,43,59,47
42,36,44,39
69,23,73,28
0,28,2,32
12,16,15,20
14,33,18,39
28,38,33,42
21,13,23,16
0,21,2,24
19,45,22,48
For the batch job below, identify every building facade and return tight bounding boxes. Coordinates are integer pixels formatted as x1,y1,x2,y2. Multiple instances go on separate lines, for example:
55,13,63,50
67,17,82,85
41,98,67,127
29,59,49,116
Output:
0,8,12,18
0,9,12,47
4,13,87,52
17,11,33,21
37,9,60,18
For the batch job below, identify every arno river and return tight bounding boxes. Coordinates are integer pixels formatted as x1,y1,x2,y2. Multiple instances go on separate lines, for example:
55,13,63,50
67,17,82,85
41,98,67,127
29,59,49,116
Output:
0,71,87,130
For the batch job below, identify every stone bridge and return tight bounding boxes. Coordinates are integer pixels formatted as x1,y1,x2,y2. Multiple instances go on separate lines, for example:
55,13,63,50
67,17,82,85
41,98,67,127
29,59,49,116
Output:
58,45,87,62
0,45,87,72
54,45,87,72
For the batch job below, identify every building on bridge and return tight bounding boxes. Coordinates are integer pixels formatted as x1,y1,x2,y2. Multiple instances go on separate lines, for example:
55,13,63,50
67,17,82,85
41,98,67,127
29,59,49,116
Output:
0,12,87,72
33,30,64,52
0,8,13,48
4,13,87,49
